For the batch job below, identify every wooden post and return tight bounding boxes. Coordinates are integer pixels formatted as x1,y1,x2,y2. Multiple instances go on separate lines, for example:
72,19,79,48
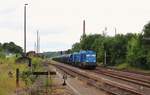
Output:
46,73,48,95
16,68,19,87
63,74,67,86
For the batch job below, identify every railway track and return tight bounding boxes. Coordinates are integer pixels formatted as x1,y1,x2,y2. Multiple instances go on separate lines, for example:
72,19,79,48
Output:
50,60,147,95
97,66,150,81
101,66,150,76
93,68,150,88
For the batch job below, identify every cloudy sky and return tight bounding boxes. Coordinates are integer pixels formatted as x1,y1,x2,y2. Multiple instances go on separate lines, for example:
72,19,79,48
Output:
0,0,150,52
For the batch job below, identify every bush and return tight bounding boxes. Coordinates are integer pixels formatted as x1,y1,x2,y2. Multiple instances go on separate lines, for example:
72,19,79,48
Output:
116,63,130,69
20,57,43,86
0,52,5,59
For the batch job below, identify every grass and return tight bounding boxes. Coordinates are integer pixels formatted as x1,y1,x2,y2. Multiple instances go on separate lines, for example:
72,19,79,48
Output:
21,57,44,86
31,57,43,72
116,63,130,69
0,57,26,95
0,56,44,95
116,63,150,73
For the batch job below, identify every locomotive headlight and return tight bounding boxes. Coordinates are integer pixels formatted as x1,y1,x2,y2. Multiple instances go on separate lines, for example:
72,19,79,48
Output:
92,54,96,57
86,55,90,57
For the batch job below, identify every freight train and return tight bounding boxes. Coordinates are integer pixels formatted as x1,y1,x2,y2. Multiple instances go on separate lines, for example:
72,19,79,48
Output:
53,50,97,69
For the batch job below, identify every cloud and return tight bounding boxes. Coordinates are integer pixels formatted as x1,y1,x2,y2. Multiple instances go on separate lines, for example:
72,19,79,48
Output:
0,0,150,52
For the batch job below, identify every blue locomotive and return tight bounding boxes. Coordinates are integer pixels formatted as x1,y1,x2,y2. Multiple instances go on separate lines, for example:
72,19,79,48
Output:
53,50,97,69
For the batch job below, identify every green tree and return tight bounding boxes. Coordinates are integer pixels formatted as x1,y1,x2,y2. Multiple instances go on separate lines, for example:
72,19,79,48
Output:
143,22,150,37
72,42,81,52
70,23,150,70
2,42,23,54
127,34,148,69
80,34,101,50
0,43,3,52
110,34,127,65
142,22,150,68
92,36,104,62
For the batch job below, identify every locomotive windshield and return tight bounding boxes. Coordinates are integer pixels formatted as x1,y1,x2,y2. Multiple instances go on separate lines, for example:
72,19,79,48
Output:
86,54,96,57
86,53,96,63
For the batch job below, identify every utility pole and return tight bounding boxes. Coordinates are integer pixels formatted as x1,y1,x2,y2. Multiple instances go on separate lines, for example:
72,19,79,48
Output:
115,27,117,36
83,20,86,37
34,42,36,52
102,27,107,36
37,30,39,53
24,4,28,54
39,36,40,53
80,20,86,41
104,43,107,65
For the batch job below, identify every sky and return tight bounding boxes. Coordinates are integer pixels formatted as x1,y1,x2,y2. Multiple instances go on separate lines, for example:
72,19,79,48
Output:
0,0,150,52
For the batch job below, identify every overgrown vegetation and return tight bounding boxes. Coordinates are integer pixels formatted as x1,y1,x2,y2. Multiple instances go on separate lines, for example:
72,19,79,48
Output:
0,41,47,94
71,22,150,70
21,57,43,86
0,54,43,95
0,57,26,95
